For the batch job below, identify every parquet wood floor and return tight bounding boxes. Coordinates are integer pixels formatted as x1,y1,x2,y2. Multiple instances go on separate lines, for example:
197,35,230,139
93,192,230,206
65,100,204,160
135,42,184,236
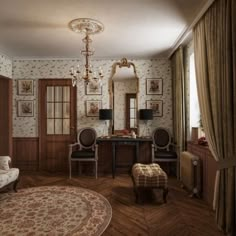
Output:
16,171,223,236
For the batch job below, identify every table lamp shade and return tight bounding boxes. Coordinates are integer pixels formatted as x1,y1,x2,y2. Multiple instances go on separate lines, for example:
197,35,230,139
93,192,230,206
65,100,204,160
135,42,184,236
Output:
99,109,112,120
139,109,153,120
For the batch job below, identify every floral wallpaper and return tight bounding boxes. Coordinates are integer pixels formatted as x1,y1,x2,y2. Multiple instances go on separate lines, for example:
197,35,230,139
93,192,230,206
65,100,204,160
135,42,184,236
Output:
135,59,172,136
0,53,12,78
12,58,172,137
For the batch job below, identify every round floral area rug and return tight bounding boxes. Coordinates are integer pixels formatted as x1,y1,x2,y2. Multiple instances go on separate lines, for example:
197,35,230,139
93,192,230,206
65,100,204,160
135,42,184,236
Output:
0,186,112,236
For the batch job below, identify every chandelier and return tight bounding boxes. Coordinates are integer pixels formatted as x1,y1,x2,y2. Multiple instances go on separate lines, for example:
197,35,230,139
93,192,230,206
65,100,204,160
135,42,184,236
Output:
69,18,104,87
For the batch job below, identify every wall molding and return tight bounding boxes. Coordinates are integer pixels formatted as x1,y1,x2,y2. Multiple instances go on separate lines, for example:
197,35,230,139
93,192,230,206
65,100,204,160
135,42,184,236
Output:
168,0,215,58
13,137,39,170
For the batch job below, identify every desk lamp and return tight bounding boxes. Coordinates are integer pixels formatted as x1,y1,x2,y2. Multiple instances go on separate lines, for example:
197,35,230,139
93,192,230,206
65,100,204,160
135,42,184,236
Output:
139,109,153,137
99,109,112,137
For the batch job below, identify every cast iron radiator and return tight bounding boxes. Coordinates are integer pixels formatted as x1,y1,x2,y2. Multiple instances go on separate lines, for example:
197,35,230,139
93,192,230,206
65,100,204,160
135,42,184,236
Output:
180,151,201,197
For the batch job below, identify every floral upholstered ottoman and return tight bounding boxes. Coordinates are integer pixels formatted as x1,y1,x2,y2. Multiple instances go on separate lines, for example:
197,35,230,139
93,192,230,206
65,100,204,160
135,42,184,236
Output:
131,163,168,203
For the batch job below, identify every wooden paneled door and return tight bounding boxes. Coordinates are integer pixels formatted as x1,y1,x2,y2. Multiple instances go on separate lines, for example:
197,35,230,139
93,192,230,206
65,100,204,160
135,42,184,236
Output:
39,79,76,172
0,76,12,157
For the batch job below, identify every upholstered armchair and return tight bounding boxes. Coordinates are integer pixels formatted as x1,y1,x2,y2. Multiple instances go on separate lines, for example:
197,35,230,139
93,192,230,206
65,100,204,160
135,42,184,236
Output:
151,127,178,177
0,156,20,192
68,127,98,179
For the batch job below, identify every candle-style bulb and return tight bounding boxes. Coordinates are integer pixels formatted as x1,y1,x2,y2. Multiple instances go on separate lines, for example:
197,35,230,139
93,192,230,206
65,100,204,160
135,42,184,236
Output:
70,67,74,74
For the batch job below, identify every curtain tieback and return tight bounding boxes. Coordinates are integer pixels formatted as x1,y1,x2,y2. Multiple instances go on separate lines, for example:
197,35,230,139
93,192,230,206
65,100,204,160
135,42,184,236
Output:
217,159,236,170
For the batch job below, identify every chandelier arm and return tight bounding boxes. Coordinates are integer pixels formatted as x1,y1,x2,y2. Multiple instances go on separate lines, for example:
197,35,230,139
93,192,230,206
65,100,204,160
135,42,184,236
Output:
85,34,89,82
69,18,104,87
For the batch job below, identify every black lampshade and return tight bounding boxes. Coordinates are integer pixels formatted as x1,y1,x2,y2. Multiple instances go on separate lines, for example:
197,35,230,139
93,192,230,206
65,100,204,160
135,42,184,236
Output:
139,109,153,120
99,109,112,120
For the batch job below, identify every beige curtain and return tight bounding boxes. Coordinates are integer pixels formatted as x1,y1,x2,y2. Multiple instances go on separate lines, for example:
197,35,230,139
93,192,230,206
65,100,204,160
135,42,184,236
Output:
171,47,187,178
193,0,236,234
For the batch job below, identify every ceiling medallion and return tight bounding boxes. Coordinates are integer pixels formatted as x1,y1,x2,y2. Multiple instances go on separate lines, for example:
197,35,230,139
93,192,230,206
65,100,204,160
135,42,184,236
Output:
68,18,104,35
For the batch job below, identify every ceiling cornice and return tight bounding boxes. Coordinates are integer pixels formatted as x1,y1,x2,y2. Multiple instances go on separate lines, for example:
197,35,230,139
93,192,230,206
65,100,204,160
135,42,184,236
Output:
0,50,13,61
12,56,168,61
168,0,215,58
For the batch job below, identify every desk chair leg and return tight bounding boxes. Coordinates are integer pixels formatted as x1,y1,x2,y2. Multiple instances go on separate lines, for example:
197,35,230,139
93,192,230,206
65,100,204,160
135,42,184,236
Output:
177,161,180,179
163,187,168,203
69,159,72,179
167,163,170,175
95,161,98,179
78,162,82,176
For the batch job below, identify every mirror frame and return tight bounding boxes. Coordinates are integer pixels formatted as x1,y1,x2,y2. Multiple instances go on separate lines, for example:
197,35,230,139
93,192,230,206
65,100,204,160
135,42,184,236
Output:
109,58,139,135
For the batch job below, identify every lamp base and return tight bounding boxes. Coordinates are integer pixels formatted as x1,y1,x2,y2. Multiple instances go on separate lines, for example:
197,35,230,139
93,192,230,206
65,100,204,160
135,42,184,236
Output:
102,121,109,137
142,121,151,137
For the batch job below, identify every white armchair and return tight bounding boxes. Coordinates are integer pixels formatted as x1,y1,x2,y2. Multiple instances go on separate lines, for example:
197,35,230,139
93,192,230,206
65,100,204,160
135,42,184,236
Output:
0,156,19,192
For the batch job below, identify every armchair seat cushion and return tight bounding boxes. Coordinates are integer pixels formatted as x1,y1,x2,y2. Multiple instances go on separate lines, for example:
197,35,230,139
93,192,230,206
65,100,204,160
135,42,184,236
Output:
154,150,177,159
71,150,95,158
0,156,11,170
0,168,19,188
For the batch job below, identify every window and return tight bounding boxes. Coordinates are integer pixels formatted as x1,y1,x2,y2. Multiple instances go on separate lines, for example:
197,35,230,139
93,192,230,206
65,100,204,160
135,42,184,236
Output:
129,97,136,128
126,93,137,131
189,53,200,134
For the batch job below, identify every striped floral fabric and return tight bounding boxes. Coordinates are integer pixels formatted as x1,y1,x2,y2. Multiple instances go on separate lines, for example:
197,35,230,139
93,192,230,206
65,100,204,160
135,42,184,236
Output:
132,163,168,188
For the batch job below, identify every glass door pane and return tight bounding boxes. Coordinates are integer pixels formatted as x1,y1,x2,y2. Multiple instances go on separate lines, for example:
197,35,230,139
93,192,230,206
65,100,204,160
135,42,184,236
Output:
46,86,71,135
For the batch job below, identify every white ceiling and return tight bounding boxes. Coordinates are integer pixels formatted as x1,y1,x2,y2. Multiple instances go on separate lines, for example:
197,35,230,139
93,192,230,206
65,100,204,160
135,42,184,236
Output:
0,0,208,59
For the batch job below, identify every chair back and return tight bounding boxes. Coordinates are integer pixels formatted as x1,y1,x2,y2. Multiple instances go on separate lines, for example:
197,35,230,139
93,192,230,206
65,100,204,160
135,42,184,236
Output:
152,127,171,150
0,156,11,170
77,127,97,149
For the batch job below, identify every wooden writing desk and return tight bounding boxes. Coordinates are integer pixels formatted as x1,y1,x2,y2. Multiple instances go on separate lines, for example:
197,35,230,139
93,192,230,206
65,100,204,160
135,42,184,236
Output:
97,136,152,178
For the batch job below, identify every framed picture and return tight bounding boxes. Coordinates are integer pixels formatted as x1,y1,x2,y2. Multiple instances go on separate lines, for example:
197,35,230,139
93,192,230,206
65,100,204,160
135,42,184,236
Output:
146,100,163,117
17,100,34,117
17,80,34,95
85,82,102,95
146,78,163,95
86,100,102,117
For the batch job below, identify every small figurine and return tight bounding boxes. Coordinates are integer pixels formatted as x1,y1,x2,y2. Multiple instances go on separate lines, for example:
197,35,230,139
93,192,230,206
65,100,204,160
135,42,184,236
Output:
131,130,136,138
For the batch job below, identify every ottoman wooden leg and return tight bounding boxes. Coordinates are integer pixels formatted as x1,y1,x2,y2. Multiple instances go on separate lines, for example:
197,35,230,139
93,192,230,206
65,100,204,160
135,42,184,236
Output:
136,187,145,204
131,175,139,203
163,187,168,203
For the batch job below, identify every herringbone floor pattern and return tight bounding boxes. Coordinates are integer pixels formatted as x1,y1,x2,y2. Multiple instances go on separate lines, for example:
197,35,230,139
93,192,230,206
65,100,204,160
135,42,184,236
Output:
17,171,223,236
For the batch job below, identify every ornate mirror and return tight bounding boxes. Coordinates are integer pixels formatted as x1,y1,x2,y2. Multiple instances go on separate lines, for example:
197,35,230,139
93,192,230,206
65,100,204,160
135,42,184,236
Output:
109,58,139,135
